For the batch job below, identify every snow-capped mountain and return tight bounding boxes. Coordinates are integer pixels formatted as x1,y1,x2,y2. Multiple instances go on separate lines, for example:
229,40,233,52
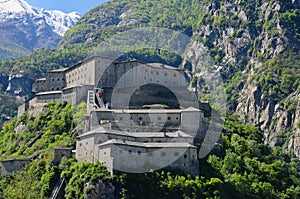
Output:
0,0,80,59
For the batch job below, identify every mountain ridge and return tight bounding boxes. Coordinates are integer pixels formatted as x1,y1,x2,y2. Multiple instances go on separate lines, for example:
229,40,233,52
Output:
0,0,80,60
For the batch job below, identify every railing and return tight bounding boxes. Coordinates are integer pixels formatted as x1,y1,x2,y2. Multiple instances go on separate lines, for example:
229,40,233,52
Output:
88,90,95,106
49,178,65,199
95,92,105,108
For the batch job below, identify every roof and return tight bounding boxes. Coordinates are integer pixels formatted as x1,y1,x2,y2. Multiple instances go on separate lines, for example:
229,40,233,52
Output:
62,84,94,90
1,158,31,162
61,56,182,74
97,139,196,148
182,107,202,112
65,55,115,72
78,127,193,139
36,78,46,81
92,107,201,114
146,63,183,71
36,91,62,96
111,109,183,114
49,68,69,73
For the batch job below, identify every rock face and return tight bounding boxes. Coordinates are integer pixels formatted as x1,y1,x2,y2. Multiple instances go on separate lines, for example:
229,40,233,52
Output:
194,0,300,157
0,73,9,91
85,180,116,199
5,74,33,96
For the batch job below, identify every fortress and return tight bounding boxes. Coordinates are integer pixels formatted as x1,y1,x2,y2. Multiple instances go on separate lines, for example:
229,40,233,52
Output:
18,56,209,176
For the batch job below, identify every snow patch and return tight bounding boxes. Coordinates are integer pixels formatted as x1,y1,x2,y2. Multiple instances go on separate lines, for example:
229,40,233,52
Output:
0,0,81,36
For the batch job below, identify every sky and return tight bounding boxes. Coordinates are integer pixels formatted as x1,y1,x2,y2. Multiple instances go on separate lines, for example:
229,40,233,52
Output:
26,0,110,15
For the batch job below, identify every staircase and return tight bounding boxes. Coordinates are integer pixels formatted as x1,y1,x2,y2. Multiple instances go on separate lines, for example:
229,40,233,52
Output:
88,90,96,106
49,178,65,199
95,92,105,108
88,89,105,109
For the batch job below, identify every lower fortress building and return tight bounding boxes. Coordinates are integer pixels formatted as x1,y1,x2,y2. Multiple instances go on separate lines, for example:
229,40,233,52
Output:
18,56,210,176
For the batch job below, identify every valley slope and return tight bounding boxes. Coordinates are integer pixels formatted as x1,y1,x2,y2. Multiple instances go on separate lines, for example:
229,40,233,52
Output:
0,0,299,156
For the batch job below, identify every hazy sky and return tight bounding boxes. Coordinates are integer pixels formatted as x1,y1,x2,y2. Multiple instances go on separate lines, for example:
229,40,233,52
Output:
26,0,110,15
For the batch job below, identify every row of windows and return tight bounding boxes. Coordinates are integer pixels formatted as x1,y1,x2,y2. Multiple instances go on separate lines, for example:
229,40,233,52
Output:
117,150,187,158
51,78,65,81
62,94,76,101
144,69,177,77
66,66,87,78
37,96,60,101
142,77,179,85
118,116,180,121
51,87,62,91
67,74,87,84
37,80,46,83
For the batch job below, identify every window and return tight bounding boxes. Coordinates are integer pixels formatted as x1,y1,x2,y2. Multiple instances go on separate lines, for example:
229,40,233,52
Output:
184,154,187,158
175,152,179,156
139,117,142,120
156,72,159,75
167,116,171,120
176,117,179,120
138,151,141,155
165,73,167,76
161,152,165,156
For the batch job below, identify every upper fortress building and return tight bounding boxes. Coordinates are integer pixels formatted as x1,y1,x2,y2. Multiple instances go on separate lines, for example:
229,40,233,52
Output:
19,56,209,176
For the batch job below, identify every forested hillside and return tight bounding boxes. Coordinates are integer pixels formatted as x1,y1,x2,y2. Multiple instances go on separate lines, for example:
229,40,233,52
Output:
0,0,299,198
0,102,299,198
2,0,297,157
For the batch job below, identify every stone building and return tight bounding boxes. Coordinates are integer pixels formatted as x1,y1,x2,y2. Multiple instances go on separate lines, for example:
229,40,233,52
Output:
76,107,202,176
19,55,208,176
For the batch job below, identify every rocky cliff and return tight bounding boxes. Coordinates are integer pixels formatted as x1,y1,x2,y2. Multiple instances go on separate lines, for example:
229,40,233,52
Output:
193,0,300,157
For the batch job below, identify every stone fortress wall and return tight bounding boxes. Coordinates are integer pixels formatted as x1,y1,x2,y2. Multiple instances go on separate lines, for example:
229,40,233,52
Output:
18,55,210,176
28,56,188,108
